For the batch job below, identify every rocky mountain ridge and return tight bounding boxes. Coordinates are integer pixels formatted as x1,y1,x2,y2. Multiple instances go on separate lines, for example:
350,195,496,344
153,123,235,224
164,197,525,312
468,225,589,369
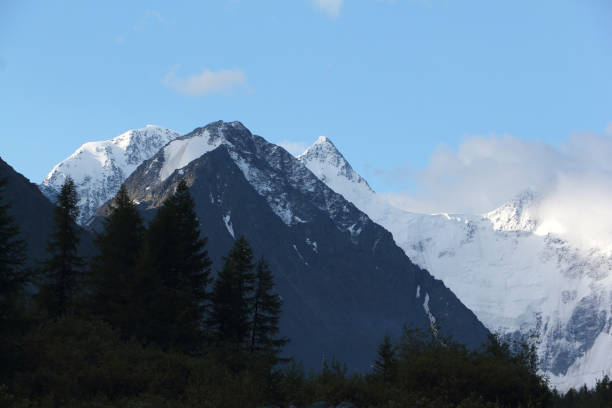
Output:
298,136,612,390
95,120,490,370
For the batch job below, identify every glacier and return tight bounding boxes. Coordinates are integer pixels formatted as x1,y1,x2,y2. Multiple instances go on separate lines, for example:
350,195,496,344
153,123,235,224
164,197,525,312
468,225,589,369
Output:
298,135,612,391
40,121,612,390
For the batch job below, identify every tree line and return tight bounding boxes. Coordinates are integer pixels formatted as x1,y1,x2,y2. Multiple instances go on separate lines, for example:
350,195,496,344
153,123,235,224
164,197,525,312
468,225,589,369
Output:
33,178,286,363
0,175,608,407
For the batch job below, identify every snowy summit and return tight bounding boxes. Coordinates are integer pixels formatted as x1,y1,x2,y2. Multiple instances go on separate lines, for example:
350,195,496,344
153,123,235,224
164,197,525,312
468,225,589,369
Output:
40,125,180,224
299,135,612,391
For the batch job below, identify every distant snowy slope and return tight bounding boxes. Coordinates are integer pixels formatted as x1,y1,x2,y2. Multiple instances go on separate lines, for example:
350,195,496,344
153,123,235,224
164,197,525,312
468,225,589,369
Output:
41,125,180,224
299,137,612,391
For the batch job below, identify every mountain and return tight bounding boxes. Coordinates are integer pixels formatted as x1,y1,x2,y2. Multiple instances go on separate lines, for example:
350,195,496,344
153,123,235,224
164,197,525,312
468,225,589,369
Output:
0,157,94,265
40,125,180,224
298,136,612,390
92,120,489,370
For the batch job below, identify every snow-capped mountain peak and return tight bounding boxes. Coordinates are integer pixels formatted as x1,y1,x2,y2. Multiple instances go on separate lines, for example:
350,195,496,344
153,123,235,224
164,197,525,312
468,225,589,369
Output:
300,139,612,391
297,136,374,203
484,190,539,233
111,120,489,372
157,121,253,181
41,125,181,224
128,121,371,232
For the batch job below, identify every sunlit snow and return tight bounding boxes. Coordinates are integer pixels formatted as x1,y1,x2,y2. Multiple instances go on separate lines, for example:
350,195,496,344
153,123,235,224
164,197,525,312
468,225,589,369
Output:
299,135,612,390
41,125,180,224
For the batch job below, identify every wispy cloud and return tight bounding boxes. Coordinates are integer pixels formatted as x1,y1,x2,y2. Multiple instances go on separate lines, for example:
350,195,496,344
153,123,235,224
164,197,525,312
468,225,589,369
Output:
379,123,612,248
133,10,166,31
311,0,343,18
163,67,248,96
382,123,612,213
115,10,167,45
278,140,309,156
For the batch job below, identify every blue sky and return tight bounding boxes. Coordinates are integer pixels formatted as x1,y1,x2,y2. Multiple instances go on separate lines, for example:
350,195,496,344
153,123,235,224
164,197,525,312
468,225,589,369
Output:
1,0,611,196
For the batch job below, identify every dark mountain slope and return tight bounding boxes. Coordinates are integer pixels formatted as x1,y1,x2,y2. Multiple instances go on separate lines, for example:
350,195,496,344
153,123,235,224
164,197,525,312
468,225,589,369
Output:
0,157,94,265
95,121,489,370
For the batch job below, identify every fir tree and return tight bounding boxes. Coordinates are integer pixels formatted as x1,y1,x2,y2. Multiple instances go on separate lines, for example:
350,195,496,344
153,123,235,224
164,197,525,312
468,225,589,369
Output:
132,179,211,352
249,257,288,361
0,176,28,380
38,177,83,317
168,179,211,313
0,177,28,322
89,185,144,333
373,335,397,383
209,236,256,352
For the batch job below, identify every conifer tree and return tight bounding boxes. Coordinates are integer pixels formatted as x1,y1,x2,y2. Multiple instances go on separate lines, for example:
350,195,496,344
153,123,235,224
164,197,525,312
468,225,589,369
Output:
0,176,28,379
38,177,83,317
0,177,28,321
373,335,397,383
249,257,288,361
132,179,211,352
89,185,144,332
168,180,211,312
209,236,256,351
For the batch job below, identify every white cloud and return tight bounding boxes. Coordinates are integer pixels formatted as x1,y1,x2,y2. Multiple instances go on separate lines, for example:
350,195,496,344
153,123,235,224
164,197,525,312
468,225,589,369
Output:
383,135,566,214
311,0,343,18
278,140,309,156
379,123,612,249
163,67,247,96
383,123,612,213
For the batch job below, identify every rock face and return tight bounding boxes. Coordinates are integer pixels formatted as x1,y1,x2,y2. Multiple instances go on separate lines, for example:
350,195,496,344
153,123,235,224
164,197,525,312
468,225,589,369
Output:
40,125,180,224
298,136,612,390
96,120,489,371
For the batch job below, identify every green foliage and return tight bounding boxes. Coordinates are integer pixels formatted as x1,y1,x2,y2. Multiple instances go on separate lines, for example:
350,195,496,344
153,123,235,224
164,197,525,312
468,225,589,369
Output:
13,317,187,404
372,335,397,383
208,239,288,381
208,235,256,352
5,316,267,407
0,176,28,317
130,180,212,353
249,257,288,360
387,328,551,407
89,185,145,334
269,329,552,408
37,177,84,317
0,384,30,408
550,374,612,407
0,177,29,382
2,175,573,407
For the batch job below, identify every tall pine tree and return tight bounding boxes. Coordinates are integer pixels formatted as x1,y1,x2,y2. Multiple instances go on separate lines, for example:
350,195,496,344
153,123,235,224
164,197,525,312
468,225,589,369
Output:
0,176,28,380
249,257,288,362
38,177,83,317
0,176,28,322
89,185,144,333
209,236,256,352
132,179,211,353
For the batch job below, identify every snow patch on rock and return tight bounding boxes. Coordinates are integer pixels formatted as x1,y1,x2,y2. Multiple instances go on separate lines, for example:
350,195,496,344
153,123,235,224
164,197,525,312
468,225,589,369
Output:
160,128,225,181
223,214,235,239
423,293,437,335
